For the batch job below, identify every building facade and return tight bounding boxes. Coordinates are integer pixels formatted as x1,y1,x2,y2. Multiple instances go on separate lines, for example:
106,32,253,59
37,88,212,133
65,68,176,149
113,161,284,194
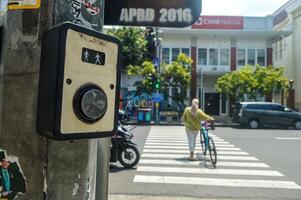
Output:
159,15,289,117
272,0,301,111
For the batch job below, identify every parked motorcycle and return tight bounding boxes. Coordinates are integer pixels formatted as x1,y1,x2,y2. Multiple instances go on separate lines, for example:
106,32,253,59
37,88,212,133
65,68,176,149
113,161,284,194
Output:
110,122,140,168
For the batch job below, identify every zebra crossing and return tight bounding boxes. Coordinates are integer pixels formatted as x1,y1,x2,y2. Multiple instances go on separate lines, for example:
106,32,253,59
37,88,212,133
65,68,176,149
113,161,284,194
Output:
133,126,301,190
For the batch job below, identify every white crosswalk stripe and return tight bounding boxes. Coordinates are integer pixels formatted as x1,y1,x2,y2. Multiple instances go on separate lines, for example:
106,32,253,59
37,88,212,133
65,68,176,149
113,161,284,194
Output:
141,153,258,161
134,175,301,189
143,146,242,151
143,149,249,155
137,166,284,176
139,159,270,168
145,140,230,144
133,126,301,190
145,143,234,147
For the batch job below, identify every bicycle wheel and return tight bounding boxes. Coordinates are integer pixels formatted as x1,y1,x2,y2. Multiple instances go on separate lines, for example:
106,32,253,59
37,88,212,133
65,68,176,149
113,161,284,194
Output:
208,137,217,167
200,132,207,155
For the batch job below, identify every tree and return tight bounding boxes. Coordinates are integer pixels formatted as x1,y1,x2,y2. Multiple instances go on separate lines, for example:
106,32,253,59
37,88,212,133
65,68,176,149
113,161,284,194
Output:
254,65,289,97
127,53,192,112
107,27,149,69
161,53,192,111
215,65,289,101
127,61,156,95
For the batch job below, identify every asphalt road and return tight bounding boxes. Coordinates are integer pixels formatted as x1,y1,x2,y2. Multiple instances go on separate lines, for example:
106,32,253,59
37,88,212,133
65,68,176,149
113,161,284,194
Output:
109,126,301,200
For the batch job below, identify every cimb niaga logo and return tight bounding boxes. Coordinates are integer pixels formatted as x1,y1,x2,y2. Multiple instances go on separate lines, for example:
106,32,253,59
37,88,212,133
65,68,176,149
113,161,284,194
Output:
195,17,203,25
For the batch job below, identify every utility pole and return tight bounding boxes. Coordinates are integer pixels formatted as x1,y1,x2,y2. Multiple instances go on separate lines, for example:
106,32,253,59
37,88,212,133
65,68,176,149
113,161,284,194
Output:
0,1,109,200
154,27,161,124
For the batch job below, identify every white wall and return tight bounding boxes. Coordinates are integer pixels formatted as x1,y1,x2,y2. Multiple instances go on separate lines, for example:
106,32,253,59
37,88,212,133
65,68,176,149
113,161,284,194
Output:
161,35,191,47
197,38,230,48
273,3,301,110
293,15,301,109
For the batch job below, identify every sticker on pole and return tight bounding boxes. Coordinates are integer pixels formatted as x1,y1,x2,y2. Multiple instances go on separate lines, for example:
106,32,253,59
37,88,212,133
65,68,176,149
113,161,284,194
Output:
104,0,202,27
8,0,40,10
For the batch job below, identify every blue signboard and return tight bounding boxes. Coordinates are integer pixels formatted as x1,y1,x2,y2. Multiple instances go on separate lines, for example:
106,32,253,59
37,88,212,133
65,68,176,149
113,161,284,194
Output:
152,93,163,102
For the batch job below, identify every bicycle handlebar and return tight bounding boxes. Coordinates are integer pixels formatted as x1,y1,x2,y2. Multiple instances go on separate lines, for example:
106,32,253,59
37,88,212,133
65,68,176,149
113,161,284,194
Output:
201,121,215,130
210,121,215,130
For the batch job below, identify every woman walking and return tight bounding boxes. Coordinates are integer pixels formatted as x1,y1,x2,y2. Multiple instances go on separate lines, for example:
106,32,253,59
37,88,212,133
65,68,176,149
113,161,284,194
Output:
182,99,214,160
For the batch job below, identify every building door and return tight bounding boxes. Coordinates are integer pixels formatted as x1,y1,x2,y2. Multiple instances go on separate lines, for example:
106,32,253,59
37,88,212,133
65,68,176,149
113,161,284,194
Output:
205,93,220,115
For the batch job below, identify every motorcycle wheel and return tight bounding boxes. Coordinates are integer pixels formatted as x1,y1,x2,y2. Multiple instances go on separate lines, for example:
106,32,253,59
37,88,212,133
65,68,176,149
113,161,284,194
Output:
118,145,140,168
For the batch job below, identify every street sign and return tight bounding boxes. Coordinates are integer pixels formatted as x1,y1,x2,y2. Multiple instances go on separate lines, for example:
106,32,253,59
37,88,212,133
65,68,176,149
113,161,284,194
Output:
152,93,163,102
8,0,40,10
104,0,202,27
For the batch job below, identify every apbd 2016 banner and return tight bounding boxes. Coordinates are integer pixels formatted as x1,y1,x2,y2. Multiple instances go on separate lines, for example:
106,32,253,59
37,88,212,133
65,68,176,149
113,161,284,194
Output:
104,0,202,27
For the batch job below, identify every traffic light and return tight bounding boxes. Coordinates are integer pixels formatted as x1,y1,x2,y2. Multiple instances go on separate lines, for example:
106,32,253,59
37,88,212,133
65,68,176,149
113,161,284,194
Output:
155,77,161,90
37,22,121,140
145,27,156,60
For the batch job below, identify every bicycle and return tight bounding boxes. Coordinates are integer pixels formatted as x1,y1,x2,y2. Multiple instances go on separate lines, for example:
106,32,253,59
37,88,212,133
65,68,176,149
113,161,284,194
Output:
200,121,217,168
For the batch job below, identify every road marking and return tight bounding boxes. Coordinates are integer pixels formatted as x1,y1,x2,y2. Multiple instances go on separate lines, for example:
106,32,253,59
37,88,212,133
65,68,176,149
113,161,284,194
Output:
148,135,221,138
133,175,301,189
143,149,249,155
147,137,225,142
141,153,258,161
148,135,220,138
143,146,241,151
275,137,301,140
137,166,283,176
145,140,229,144
139,159,270,168
144,143,235,147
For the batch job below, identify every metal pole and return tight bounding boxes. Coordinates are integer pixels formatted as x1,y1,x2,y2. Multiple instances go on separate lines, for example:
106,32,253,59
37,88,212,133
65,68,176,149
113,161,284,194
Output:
95,138,110,200
155,27,160,124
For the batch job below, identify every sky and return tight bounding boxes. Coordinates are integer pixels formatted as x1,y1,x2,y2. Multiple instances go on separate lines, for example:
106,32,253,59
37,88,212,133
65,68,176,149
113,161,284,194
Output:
202,0,290,16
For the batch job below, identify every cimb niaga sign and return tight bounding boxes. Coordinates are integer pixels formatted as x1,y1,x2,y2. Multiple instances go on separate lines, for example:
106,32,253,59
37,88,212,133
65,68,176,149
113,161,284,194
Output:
192,16,244,30
104,0,202,27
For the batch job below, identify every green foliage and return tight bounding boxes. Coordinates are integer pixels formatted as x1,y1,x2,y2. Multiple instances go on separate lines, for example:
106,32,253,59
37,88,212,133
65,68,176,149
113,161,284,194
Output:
127,61,156,94
127,53,192,111
107,27,148,68
215,65,289,101
160,53,192,110
161,53,192,89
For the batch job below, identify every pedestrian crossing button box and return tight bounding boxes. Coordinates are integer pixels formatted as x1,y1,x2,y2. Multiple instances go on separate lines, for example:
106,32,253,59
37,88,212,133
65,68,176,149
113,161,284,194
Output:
37,22,121,140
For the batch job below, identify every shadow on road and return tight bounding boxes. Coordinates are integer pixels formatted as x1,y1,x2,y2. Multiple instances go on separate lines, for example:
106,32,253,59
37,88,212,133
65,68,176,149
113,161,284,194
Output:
174,155,216,169
109,164,137,173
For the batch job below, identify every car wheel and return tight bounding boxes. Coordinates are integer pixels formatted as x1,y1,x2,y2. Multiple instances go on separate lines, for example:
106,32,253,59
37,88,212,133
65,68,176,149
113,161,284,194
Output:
294,120,301,130
248,119,259,129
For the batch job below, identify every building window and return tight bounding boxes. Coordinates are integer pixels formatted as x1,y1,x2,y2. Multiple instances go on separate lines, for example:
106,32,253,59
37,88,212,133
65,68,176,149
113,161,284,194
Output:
172,48,180,61
220,49,229,66
198,48,207,65
162,48,170,64
209,48,218,66
257,49,266,66
182,48,190,57
162,47,191,64
247,49,256,66
237,48,266,67
237,49,246,66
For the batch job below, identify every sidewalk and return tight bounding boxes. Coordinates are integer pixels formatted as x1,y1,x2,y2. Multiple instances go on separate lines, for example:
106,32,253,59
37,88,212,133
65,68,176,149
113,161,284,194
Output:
109,194,248,200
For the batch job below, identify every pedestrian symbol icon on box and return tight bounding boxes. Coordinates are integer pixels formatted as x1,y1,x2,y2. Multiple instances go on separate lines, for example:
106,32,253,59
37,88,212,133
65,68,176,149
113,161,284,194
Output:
82,48,106,65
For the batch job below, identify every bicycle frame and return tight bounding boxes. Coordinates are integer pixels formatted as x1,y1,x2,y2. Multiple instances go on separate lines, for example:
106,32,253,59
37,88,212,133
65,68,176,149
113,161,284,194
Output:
200,121,217,167
201,126,209,148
